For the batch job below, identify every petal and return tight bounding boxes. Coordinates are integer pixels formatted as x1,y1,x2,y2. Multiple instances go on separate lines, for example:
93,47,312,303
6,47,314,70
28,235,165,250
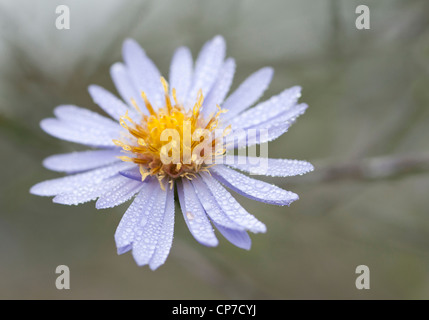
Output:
43,104,120,147
109,62,146,116
224,156,314,177
132,186,169,266
177,179,218,247
149,185,175,270
122,38,164,108
88,84,139,121
222,67,273,121
40,118,118,147
200,172,266,233
169,46,193,105
53,105,120,130
190,178,244,230
227,86,302,129
114,179,159,254
186,35,226,108
30,162,132,196
224,103,308,150
202,58,235,117
214,223,251,250
52,174,129,205
211,165,299,206
119,166,142,181
95,179,143,209
43,149,122,173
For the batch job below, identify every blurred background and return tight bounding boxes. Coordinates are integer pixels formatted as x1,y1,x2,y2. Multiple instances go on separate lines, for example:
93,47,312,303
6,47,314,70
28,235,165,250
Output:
1,0,429,299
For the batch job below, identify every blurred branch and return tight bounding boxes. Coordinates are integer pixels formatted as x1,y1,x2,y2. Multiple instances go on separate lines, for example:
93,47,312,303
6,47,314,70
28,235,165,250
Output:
306,154,429,183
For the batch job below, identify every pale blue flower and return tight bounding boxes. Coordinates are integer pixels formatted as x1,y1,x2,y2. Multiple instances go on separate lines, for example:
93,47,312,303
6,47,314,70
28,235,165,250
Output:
30,36,313,270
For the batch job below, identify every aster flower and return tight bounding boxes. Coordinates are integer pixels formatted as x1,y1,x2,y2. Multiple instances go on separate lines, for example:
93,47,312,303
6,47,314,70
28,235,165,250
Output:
30,35,313,270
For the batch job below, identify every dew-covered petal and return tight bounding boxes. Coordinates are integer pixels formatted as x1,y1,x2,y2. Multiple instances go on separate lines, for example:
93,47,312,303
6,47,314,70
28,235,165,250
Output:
202,58,235,117
200,172,266,233
211,165,299,206
224,103,308,150
110,62,146,116
114,179,159,254
251,103,308,132
96,179,143,209
41,118,118,147
30,162,132,196
186,35,226,108
149,185,175,270
43,149,122,173
214,223,251,250
227,86,302,129
169,46,193,105
42,105,121,147
190,178,243,230
222,67,273,121
177,179,218,247
53,105,120,130
223,156,314,177
88,84,139,121
119,165,142,181
132,186,168,266
122,38,164,108
52,174,128,205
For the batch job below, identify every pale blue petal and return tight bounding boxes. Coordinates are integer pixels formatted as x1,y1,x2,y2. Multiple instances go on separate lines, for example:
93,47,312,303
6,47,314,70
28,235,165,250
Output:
222,67,273,121
202,58,235,117
191,178,244,230
110,62,147,116
169,46,193,105
200,172,266,233
132,186,168,266
149,185,175,270
43,149,122,173
177,179,218,247
30,162,132,196
227,86,302,129
119,166,141,181
96,179,143,209
224,103,308,150
186,35,225,108
211,165,299,206
40,118,118,147
122,39,164,108
214,223,251,250
114,180,159,254
53,105,120,130
88,84,139,121
223,156,314,177
52,174,129,205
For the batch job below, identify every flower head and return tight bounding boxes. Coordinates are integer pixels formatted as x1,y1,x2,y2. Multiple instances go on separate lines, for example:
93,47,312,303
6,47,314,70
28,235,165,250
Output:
30,35,313,270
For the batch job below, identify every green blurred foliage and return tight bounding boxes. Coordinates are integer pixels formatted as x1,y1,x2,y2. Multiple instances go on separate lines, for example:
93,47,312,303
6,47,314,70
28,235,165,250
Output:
0,0,429,299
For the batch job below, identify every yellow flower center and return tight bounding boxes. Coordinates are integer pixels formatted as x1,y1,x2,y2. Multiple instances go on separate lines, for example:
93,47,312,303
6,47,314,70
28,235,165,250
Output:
113,77,230,189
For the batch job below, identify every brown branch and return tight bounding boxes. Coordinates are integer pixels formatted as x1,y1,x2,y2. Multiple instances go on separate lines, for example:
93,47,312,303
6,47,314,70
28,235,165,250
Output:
305,154,429,183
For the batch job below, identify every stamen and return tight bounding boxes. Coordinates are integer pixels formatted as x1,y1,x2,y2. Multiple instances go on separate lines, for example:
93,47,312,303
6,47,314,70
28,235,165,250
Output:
139,165,150,182
131,98,144,115
141,91,156,116
117,156,134,162
172,88,179,105
161,77,173,114
113,82,232,183
113,139,132,151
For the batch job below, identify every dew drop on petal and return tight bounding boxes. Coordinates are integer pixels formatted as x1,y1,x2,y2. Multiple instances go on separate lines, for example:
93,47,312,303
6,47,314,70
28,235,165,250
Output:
186,212,194,220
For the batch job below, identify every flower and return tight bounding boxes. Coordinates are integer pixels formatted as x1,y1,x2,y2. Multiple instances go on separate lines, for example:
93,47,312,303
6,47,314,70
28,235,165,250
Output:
30,35,313,270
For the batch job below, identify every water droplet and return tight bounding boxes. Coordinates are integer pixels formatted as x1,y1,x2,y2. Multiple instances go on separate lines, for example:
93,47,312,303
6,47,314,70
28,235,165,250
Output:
186,212,194,220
